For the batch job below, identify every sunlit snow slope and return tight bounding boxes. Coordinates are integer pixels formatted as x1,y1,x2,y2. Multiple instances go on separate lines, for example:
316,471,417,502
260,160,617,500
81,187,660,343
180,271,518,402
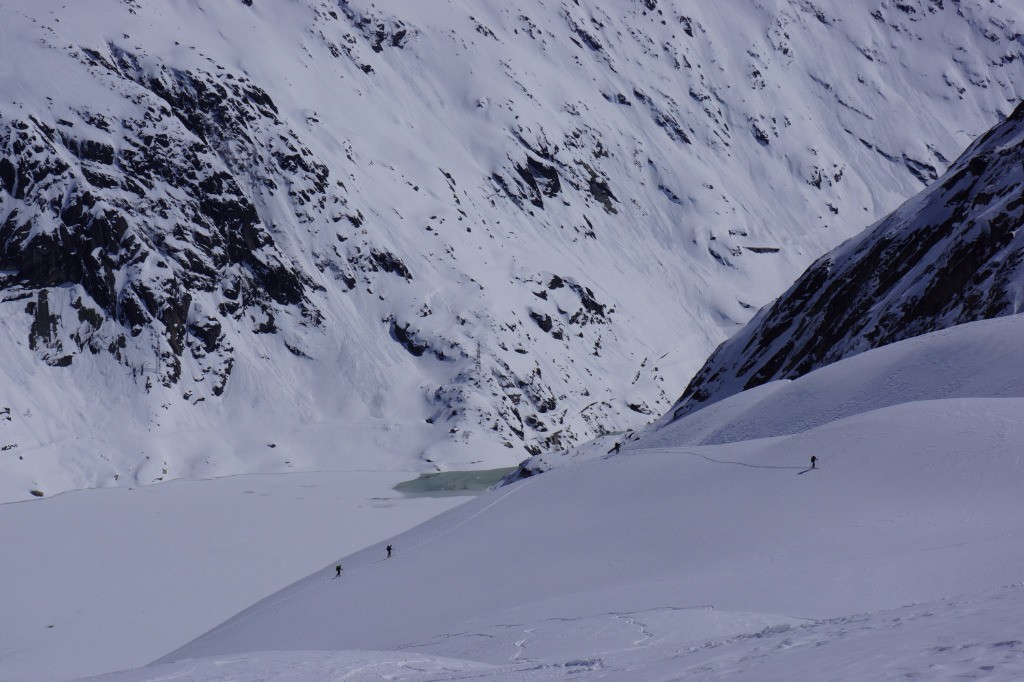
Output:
2,0,1023,500
122,314,1024,680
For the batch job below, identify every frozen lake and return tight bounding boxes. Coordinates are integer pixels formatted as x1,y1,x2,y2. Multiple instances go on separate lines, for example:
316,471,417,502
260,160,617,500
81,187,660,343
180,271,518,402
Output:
0,471,468,681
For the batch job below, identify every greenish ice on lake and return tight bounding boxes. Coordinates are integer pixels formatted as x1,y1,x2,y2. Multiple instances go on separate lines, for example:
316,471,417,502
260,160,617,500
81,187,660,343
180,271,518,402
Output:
394,468,517,497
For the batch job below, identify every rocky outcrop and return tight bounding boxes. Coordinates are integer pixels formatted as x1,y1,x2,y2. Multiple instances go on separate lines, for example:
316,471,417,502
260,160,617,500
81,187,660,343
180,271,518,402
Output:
0,43,321,390
674,102,1024,418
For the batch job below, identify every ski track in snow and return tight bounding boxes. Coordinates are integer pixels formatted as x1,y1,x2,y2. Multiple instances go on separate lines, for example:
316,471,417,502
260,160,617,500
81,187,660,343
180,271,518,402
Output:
641,447,807,471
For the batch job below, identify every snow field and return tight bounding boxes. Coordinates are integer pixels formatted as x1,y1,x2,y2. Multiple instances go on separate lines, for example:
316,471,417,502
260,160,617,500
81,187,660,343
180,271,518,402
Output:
90,585,1024,680
158,412,1024,671
131,315,1024,679
0,471,466,681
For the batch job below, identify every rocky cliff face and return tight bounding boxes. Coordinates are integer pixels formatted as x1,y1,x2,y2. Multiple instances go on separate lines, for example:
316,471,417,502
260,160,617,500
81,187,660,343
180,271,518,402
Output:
0,0,1022,499
1,49,315,394
674,101,1024,419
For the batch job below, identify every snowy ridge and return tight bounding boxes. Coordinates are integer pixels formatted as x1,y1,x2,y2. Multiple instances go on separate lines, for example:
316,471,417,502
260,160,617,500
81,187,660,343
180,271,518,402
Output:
2,0,1024,500
91,314,1024,680
673,100,1024,420
519,309,1024,473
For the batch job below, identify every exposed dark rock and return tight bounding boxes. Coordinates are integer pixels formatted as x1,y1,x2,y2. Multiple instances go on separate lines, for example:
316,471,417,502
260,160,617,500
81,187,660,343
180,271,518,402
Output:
529,311,554,333
387,317,451,361
568,282,606,318
674,102,1024,419
903,154,939,185
565,15,603,51
586,170,618,214
0,44,319,392
513,157,562,208
28,290,57,351
370,250,413,280
751,124,770,146
633,89,691,144
389,318,427,356
603,92,633,106
188,317,223,354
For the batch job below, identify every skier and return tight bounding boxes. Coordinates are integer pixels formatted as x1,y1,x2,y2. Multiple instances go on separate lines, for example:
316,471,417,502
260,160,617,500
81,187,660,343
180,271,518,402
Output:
608,441,621,454
386,544,393,559
810,455,817,469
335,565,342,578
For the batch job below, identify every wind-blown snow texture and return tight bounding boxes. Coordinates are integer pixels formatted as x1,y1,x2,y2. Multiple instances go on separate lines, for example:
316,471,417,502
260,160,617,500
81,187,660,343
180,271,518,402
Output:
2,0,1023,499
674,99,1024,419
94,314,1024,681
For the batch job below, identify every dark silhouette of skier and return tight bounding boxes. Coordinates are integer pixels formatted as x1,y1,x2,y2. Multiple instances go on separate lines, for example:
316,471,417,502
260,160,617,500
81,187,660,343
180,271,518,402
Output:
810,455,817,469
335,565,342,578
608,441,621,454
386,544,393,559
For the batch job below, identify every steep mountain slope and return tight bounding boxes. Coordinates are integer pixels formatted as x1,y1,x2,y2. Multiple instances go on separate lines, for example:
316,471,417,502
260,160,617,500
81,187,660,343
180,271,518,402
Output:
1,0,1022,499
674,100,1024,419
120,315,1024,680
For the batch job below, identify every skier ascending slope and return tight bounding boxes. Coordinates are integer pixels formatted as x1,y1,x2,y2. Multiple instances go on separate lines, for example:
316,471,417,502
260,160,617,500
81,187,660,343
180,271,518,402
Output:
335,565,342,578
811,455,817,470
386,545,393,559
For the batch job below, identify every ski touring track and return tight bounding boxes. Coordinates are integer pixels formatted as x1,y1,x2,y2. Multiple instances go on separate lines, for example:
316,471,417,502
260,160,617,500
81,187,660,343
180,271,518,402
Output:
625,447,807,471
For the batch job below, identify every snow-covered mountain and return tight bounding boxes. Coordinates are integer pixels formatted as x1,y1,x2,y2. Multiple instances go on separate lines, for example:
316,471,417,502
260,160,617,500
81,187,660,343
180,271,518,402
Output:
2,0,1022,500
91,313,1024,680
673,98,1024,421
